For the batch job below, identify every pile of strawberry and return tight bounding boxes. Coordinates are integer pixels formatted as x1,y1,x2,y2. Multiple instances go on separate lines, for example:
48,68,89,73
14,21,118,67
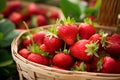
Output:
1,1,59,29
18,17,120,74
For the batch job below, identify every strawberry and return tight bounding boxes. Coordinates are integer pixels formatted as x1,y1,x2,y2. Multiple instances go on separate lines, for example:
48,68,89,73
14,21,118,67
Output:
47,11,59,20
27,53,49,65
106,34,120,58
53,52,73,69
43,36,62,55
31,15,48,27
9,12,24,25
2,1,23,17
79,19,96,39
18,48,30,59
23,38,32,47
36,15,48,26
27,3,40,16
106,43,120,59
97,56,120,73
89,31,108,50
70,39,99,61
72,61,91,71
58,17,78,45
32,31,45,46
108,34,120,44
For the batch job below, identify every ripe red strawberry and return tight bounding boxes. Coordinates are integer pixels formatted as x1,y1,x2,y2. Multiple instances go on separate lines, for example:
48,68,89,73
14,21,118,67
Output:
47,11,59,20
70,39,99,61
72,61,91,71
27,3,40,16
18,48,30,59
32,31,45,46
58,17,78,45
23,38,32,47
2,1,23,17
89,32,108,50
27,53,49,65
37,15,48,26
31,15,48,27
9,12,24,25
106,34,120,58
108,33,120,44
106,43,120,59
53,52,73,69
79,19,96,39
97,56,120,73
43,36,62,55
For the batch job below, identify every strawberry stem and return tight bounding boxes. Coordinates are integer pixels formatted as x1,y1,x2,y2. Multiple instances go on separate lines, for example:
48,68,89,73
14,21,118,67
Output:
23,21,34,45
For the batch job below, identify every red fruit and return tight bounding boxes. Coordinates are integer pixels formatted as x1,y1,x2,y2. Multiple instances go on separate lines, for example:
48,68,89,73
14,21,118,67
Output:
70,40,99,61
39,44,47,51
37,15,48,26
23,38,32,47
19,48,30,59
27,53,49,65
58,24,78,45
43,36,62,54
106,43,120,58
90,56,99,69
109,34,120,44
53,52,73,69
79,23,96,39
106,34,120,58
2,1,23,17
32,32,45,46
89,34,101,42
89,33,108,50
97,56,120,73
27,3,40,16
47,11,59,19
72,61,91,71
9,12,24,25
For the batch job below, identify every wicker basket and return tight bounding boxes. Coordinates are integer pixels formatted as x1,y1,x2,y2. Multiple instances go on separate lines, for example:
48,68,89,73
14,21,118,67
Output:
11,24,120,80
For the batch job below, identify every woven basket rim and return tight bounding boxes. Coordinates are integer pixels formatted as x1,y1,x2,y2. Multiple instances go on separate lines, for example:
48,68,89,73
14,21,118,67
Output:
11,25,120,78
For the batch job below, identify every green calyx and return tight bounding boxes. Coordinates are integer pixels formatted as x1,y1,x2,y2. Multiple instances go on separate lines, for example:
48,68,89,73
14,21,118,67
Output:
99,30,108,48
84,18,97,27
28,44,48,56
97,58,103,72
63,43,70,54
60,16,75,25
46,25,59,40
85,41,99,57
74,62,87,71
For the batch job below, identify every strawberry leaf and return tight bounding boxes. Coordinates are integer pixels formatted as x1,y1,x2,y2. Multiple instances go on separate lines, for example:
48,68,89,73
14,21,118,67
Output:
0,19,19,47
0,0,6,12
60,0,81,21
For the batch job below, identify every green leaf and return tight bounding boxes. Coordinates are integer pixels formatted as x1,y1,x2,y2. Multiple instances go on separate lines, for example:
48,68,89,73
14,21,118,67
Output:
95,0,101,8
0,19,19,47
0,49,13,67
0,32,3,42
0,0,6,12
60,0,81,21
